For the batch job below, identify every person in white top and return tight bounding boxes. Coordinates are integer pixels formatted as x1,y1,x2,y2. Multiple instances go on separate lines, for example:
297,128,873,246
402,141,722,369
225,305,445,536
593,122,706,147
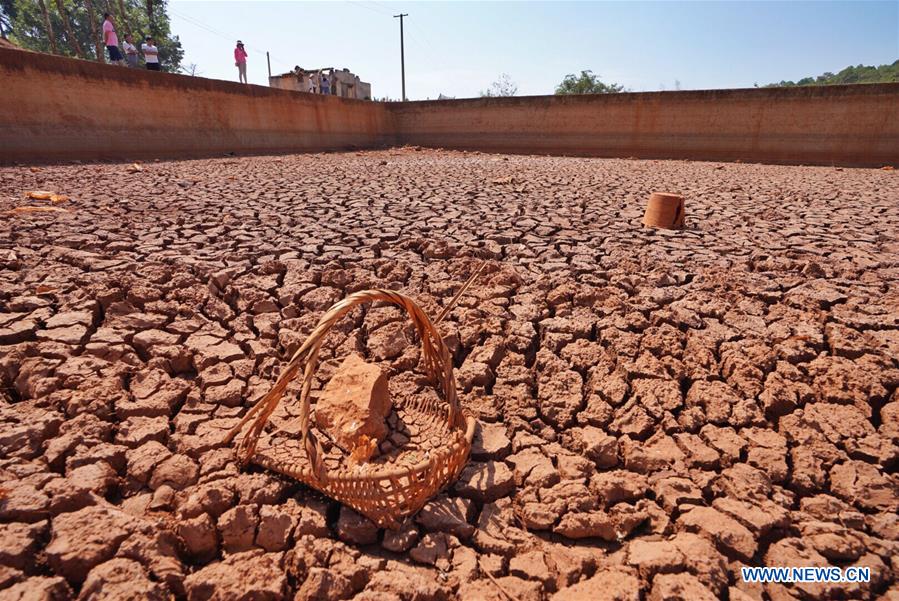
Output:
122,34,139,68
142,37,160,71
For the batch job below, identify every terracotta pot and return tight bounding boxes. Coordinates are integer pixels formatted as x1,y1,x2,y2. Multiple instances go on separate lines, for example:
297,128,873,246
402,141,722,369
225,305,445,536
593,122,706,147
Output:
643,192,685,229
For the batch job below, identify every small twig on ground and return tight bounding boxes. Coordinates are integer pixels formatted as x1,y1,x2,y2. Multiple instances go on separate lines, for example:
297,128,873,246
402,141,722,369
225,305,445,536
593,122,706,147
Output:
435,260,488,324
484,570,515,601
4,206,70,215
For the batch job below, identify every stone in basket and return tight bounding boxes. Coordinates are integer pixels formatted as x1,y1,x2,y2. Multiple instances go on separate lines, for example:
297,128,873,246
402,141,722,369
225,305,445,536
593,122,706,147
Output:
224,270,483,528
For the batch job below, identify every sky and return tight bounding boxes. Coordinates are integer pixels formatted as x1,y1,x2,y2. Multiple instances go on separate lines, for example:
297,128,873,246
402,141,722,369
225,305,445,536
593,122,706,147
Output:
168,0,899,99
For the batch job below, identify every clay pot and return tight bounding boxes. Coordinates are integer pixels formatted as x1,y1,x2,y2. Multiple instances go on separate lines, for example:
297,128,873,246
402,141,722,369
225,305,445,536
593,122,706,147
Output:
643,192,685,229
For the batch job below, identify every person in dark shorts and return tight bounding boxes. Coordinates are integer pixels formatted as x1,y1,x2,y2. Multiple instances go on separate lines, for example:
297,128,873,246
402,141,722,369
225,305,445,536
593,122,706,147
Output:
102,13,124,65
142,37,160,71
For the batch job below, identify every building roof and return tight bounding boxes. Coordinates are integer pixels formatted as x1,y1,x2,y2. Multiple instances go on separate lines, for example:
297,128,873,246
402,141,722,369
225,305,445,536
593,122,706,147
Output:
273,67,350,78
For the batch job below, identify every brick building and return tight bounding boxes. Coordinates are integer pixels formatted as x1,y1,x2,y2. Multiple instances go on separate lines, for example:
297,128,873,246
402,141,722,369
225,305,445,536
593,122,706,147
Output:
269,67,372,100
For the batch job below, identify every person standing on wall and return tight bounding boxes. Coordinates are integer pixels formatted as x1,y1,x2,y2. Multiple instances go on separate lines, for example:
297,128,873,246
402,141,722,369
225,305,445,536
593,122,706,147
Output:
122,34,139,68
142,37,160,71
235,41,248,84
102,13,124,65
321,73,330,95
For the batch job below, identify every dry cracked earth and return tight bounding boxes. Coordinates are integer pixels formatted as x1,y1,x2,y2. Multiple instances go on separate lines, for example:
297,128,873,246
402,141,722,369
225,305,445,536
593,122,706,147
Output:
0,148,897,601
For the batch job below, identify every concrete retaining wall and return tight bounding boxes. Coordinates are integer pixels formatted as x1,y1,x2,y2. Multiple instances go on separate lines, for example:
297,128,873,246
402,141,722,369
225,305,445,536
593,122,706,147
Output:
0,47,395,162
389,85,899,166
3,47,898,166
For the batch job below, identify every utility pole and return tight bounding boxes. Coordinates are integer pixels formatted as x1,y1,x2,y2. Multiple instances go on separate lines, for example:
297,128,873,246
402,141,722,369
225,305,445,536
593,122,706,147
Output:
266,51,271,79
393,13,408,101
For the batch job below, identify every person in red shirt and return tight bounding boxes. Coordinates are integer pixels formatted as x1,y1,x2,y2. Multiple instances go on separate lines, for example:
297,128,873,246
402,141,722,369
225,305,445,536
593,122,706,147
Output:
234,40,248,84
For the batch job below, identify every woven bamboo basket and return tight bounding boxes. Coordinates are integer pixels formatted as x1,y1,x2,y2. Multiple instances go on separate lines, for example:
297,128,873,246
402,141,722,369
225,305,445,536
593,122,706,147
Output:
224,288,477,528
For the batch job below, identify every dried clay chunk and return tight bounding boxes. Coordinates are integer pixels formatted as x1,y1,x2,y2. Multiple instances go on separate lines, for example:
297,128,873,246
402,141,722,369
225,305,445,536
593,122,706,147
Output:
315,353,391,462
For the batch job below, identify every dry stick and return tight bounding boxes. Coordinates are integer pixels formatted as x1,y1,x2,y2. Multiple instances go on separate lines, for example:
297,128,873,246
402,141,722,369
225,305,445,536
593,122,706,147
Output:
484,570,515,601
435,260,488,324
4,206,69,215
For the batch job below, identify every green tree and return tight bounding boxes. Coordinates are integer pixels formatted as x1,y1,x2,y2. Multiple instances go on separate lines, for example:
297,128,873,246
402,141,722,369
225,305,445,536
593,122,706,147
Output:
766,61,899,87
555,70,626,94
0,0,17,38
9,0,182,71
480,73,518,97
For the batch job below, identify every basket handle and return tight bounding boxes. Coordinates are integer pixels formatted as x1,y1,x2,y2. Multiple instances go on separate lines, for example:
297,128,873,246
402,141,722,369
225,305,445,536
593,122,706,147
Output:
225,289,460,482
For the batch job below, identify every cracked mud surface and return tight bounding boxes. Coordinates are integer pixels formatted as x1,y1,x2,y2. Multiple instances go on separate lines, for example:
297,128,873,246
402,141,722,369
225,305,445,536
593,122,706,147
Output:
1,148,897,601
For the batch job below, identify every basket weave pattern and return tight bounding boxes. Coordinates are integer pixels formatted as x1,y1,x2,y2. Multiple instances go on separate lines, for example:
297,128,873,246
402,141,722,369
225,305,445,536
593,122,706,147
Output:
226,289,476,528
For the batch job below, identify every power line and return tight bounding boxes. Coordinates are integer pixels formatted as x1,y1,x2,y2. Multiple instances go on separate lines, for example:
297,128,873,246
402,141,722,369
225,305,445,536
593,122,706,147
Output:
169,9,236,44
367,1,395,16
347,1,389,17
406,25,441,71
168,7,293,70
